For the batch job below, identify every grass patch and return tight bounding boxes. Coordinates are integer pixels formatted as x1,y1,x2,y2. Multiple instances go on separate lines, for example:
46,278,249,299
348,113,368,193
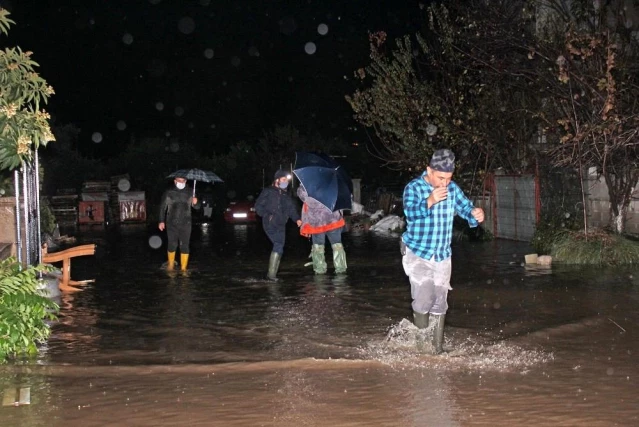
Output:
552,229,639,265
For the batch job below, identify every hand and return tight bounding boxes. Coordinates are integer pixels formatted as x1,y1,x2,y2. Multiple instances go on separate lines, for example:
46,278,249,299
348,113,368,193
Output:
471,207,484,223
296,220,302,227
428,187,448,206
191,197,198,206
158,222,165,231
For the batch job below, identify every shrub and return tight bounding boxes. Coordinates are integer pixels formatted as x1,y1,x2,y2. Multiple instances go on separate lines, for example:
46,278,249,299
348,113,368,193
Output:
552,229,639,265
0,257,58,362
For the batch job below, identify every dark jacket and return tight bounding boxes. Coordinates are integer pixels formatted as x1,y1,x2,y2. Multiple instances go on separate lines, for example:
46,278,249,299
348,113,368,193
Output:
158,185,200,225
255,186,300,229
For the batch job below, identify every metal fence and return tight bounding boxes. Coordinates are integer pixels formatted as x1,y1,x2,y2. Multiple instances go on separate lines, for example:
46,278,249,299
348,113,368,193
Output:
13,152,42,266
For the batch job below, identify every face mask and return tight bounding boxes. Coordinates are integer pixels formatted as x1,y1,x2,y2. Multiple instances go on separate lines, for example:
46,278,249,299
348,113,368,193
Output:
278,181,289,189
176,182,186,190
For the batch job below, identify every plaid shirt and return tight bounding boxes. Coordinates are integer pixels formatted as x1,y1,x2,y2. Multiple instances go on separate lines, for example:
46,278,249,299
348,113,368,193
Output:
402,171,478,261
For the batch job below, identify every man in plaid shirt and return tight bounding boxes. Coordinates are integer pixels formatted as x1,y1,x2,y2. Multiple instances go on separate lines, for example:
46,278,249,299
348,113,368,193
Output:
401,149,484,354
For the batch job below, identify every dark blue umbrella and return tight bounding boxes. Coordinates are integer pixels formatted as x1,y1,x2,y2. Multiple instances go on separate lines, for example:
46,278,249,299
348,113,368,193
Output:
293,152,353,211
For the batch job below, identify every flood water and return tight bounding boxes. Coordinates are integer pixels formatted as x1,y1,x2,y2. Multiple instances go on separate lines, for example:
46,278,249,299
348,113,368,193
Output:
1,221,639,426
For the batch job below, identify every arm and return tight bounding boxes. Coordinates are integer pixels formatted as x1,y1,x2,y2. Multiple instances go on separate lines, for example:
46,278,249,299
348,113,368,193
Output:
158,191,169,230
191,196,201,210
287,196,301,224
451,182,480,228
254,188,269,217
158,191,169,223
403,182,432,221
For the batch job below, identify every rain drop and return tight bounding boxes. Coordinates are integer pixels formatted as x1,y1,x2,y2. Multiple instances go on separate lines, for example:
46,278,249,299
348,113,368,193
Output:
170,142,180,152
122,33,134,45
304,42,317,55
231,56,241,67
199,0,210,5
317,23,329,35
204,48,214,59
148,235,162,249
92,132,103,143
248,46,260,57
174,106,184,117
116,120,127,131
155,102,164,111
178,17,196,35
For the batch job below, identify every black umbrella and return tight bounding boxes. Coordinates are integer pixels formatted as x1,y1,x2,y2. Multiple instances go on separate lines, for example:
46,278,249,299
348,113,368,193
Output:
293,152,352,211
167,168,224,197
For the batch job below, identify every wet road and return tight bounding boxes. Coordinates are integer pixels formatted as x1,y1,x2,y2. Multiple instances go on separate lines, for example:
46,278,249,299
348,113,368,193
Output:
1,221,638,426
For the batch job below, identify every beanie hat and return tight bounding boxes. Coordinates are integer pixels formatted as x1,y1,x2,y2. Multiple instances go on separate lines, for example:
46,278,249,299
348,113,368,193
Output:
274,169,288,180
429,149,455,172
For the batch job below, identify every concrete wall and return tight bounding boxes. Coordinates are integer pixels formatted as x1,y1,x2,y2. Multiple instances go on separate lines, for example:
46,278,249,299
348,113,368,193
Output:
584,168,639,234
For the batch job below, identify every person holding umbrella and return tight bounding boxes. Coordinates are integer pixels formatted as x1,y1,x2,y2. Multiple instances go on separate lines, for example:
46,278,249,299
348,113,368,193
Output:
158,174,201,271
297,184,347,275
292,152,353,276
255,170,302,281
401,149,484,354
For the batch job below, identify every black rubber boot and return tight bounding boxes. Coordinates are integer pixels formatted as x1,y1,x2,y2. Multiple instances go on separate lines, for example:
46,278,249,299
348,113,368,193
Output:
430,313,446,355
412,311,429,329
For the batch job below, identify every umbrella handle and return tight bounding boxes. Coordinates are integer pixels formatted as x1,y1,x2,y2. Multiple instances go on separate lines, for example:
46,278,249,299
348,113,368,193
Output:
193,180,197,198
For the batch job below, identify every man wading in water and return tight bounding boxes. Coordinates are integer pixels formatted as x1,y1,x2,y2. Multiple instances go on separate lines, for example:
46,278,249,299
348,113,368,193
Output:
401,149,484,354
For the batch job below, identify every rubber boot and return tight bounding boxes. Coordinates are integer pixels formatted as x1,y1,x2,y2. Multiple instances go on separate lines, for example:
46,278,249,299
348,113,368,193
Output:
311,244,328,274
180,253,189,271
267,252,281,281
332,243,347,274
167,251,176,271
413,311,429,329
430,313,446,355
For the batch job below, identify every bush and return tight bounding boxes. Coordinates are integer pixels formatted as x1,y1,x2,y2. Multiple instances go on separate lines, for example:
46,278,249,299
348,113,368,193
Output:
552,229,639,265
0,258,58,362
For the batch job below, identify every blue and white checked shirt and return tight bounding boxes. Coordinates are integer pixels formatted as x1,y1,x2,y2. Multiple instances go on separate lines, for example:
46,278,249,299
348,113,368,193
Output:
402,171,478,261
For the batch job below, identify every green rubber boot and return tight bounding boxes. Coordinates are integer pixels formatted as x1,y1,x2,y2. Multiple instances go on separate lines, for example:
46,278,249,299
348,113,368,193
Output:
311,244,328,274
332,243,347,274
266,252,281,282
430,313,446,355
413,311,429,329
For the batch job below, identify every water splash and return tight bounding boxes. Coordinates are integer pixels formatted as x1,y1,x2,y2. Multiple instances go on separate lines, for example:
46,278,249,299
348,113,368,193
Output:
366,319,553,373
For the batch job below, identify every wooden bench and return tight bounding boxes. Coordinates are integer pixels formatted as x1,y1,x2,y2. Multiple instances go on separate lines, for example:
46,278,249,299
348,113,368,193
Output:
42,244,96,291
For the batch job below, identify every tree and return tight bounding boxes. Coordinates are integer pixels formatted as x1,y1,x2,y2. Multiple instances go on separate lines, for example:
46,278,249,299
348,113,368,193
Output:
346,1,542,180
531,0,639,233
0,9,55,171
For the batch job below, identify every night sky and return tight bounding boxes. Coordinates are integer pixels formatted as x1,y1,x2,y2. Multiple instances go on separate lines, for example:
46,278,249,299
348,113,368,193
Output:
2,0,421,158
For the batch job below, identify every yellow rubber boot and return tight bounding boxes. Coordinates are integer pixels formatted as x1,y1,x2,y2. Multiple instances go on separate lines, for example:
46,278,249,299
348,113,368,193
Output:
167,251,176,271
180,253,189,271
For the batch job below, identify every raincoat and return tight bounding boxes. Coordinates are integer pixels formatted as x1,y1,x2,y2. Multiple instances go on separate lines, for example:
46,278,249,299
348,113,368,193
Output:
159,185,200,253
297,186,345,237
255,186,300,254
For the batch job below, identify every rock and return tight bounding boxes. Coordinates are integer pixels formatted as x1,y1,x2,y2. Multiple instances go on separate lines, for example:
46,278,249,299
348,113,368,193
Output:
524,253,539,264
538,255,552,266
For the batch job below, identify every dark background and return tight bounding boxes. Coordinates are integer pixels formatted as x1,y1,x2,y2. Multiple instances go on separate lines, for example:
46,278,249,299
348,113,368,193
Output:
2,0,422,158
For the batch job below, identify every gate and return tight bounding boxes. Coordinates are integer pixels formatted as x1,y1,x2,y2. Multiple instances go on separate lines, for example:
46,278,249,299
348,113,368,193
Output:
487,174,540,241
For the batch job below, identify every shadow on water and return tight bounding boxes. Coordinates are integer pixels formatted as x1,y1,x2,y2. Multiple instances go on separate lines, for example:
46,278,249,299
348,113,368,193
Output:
2,222,639,426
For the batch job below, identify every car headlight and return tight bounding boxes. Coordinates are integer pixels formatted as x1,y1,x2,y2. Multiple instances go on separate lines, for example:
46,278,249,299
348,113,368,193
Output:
250,207,256,212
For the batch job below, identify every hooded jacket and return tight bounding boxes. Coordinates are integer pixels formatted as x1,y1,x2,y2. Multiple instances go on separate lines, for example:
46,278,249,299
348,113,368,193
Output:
297,186,345,236
255,185,300,229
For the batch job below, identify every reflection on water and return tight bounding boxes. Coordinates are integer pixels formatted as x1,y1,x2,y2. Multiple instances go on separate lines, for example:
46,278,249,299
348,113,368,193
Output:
1,224,638,426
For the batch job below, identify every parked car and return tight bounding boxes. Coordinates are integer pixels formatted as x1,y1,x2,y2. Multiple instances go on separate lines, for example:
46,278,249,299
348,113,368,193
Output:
223,198,257,223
